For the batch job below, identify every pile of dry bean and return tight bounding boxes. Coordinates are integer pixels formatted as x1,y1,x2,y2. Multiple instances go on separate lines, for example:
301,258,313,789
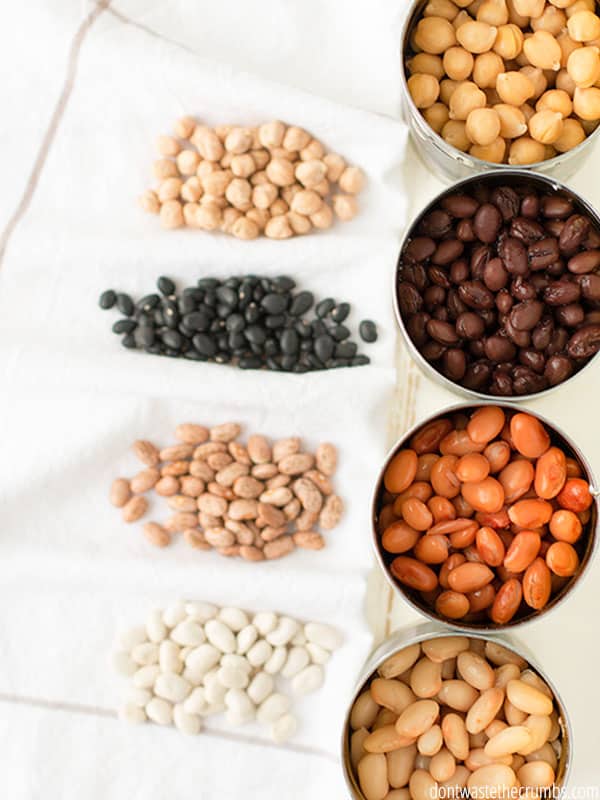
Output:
139,116,365,238
377,406,594,624
348,636,564,798
405,0,600,164
110,422,343,561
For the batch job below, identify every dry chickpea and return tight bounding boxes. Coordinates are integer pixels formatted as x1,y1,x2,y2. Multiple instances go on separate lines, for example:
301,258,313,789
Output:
157,135,181,157
568,10,600,41
159,199,184,229
224,177,252,210
425,0,461,20
456,20,499,53
494,103,529,136
265,216,293,239
471,135,507,159
567,46,600,87
523,30,563,71
221,207,243,234
191,127,224,161
313,177,330,197
508,134,546,162
153,158,178,180
287,210,313,234
290,189,322,216
507,0,529,25
408,73,441,107
175,149,199,176
250,169,269,186
196,160,217,181
520,66,547,98
139,189,160,214
181,176,203,203
251,149,270,170
201,193,227,209
512,0,544,14
497,70,535,104
224,127,253,154
415,16,458,53
440,78,462,104
197,202,223,230
300,139,325,161
536,88,575,116
529,109,565,142
449,80,487,117
265,157,296,187
252,182,278,209
246,207,270,231
444,46,475,79
408,52,446,79
332,194,358,221
271,198,290,216
281,183,302,206
310,203,334,230
157,177,183,202
339,166,365,194
473,51,505,87
214,125,233,142
322,153,346,182
442,118,472,149
258,121,286,150
424,102,451,131
531,5,567,34
557,32,582,67
202,169,232,196
567,0,596,16
478,0,510,25
282,126,311,152
173,115,196,139
466,106,502,143
574,85,600,118
182,202,200,227
232,216,260,240
230,153,256,178
556,68,578,95
493,23,524,59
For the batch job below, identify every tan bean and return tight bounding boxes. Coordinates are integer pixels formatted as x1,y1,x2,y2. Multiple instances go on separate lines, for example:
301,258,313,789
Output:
379,645,422,679
410,658,443,698
438,680,479,712
387,744,417,788
143,522,170,548
351,690,381,730
122,496,148,523
457,651,495,690
110,478,131,508
357,753,389,800
506,680,553,715
417,724,443,756
422,636,470,663
466,688,505,733
441,713,469,761
395,700,440,738
371,679,417,715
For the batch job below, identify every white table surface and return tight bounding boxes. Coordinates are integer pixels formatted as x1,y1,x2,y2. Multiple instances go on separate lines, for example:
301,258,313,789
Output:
2,0,600,793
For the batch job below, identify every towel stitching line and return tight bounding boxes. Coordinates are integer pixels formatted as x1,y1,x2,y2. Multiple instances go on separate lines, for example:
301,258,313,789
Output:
0,0,111,268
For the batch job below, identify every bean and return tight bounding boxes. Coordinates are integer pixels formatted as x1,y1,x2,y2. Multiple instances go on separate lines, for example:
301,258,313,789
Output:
391,557,439,592
435,590,470,619
457,651,495,691
379,644,422,679
421,637,470,663
382,521,421,554
557,477,593,512
546,541,579,576
485,725,532,758
402,498,434,531
499,459,534,503
461,477,505,513
364,725,416,754
430,455,461,498
549,509,582,543
396,700,440,738
506,680,553,716
508,499,553,528
411,419,453,454
417,724,443,757
385,450,418,493
414,534,450,564
358,753,389,800
466,688,505,734
476,526,505,567
510,413,550,458
522,558,552,610
484,441,511,472
504,531,541,572
447,562,494,593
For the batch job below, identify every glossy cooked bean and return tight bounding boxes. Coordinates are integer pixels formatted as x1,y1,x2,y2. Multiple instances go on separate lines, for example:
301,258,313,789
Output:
385,450,419,493
522,557,552,610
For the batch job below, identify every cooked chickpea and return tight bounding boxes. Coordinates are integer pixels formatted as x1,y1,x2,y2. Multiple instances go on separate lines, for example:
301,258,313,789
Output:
512,0,544,15
408,52,446,79
508,135,547,163
425,0,461,19
473,51,505,87
232,216,260,240
442,118,472,149
497,70,535,104
567,45,600,87
466,106,502,143
494,102,529,136
310,203,334,230
449,80,488,117
456,20,499,53
507,0,529,26
471,135,507,160
566,0,596,16
139,189,160,214
529,109,565,142
415,16,458,53
408,73,442,108
520,102,536,121
258,121,286,149
574,85,600,118
159,199,184,229
523,30,563,71
332,194,358,221
536,88,575,116
440,78,462,104
492,23,524,59
477,0,510,25
282,126,311,152
485,87,502,104
557,32,583,67
444,46,475,79
556,68,578,96
287,210,313,234
520,66,548,100
568,10,600,42
453,10,473,28
424,102,451,131
323,153,346,182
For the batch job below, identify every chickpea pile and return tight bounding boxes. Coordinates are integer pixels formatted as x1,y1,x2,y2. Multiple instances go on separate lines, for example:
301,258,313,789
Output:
139,117,365,239
405,0,600,165
377,406,594,625
348,637,565,799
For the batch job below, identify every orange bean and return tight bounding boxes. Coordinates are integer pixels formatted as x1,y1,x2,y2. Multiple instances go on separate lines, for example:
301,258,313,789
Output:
382,521,421,554
508,499,553,528
461,477,505,513
455,453,490,483
467,406,506,444
464,545,484,563
393,482,434,514
440,430,486,456
416,453,440,481
428,496,457,524
503,530,541,573
499,460,534,504
391,556,439,591
384,449,418,493
428,518,477,536
534,447,567,500
522,557,552,610
475,509,510,530
411,418,453,454
484,441,511,473
468,584,496,613
546,541,579,577
509,413,550,459
447,562,495,593
450,525,478,549
490,578,522,624
565,458,582,478
402,497,434,531
440,553,467,589
549,509,582,543
436,590,470,620
415,534,450,564
556,478,593,512
476,526,506,567
431,455,461,498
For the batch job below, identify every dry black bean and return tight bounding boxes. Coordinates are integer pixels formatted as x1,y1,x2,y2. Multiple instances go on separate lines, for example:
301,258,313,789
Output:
99,290,116,309
359,320,378,343
116,293,134,316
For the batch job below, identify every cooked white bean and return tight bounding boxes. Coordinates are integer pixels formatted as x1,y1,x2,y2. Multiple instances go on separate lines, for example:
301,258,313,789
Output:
371,678,416,715
485,725,532,757
506,680,553,716
379,644,421,679
466,688,505,734
409,768,438,800
518,760,556,788
410,658,443,698
417,724,443,756
396,700,439,738
457,651,495,691
422,637,470,663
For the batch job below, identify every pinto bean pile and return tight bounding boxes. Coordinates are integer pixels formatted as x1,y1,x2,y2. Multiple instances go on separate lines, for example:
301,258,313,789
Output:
377,406,594,625
397,182,600,396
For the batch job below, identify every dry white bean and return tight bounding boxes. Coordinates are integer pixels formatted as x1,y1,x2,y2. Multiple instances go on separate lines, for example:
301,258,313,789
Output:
220,654,252,673
133,664,161,689
271,713,298,743
236,625,258,654
183,687,208,714
185,643,221,675
146,610,167,643
281,646,310,678
154,673,192,703
257,692,291,723
119,703,147,724
253,611,278,635
162,601,187,628
217,665,250,690
204,673,227,705
306,642,331,664
304,622,343,651
185,602,217,623
266,617,299,646
292,664,324,694
126,687,153,707
247,671,275,705
204,620,237,653
264,645,288,675
145,697,173,725
225,688,255,716
159,641,182,674
131,642,159,666
247,640,273,667
173,703,202,735
218,607,249,632
170,620,206,647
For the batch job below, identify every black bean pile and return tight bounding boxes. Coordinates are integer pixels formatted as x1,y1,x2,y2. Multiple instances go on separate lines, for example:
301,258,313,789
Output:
99,275,378,372
396,183,600,396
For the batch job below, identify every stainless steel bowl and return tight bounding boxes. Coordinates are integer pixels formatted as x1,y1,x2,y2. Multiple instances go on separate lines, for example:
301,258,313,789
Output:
371,402,599,632
394,169,600,402
400,0,600,182
341,624,573,798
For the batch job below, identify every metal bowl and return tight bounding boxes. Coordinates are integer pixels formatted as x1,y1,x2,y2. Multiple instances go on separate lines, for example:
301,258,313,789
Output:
394,169,600,402
341,624,573,798
400,0,600,182
371,402,599,632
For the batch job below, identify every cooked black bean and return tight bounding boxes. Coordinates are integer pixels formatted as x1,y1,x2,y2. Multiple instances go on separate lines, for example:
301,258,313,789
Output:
441,194,479,218
559,215,590,254
359,320,378,342
474,204,502,244
99,290,116,309
456,219,476,242
418,210,452,238
492,186,520,221
568,250,600,275
432,239,464,265
498,236,528,276
456,311,485,340
528,238,559,270
545,354,573,385
483,258,508,292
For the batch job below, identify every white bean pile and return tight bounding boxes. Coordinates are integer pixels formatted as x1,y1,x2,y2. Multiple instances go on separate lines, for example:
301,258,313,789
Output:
112,600,342,743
